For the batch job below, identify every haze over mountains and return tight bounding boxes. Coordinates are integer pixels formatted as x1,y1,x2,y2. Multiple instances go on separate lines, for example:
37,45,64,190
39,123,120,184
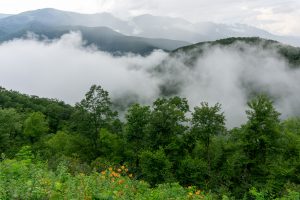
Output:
0,14,11,19
0,8,300,54
0,9,191,54
0,8,300,126
1,32,300,127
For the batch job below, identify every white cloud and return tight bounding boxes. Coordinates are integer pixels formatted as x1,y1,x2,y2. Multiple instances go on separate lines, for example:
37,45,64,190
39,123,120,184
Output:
0,32,167,104
253,6,300,35
0,33,300,127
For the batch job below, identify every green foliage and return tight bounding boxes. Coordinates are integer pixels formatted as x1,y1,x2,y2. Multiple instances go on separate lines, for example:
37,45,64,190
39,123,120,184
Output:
191,102,225,144
173,37,300,68
125,104,151,149
77,85,117,132
0,86,299,199
98,128,123,163
46,131,89,159
74,85,118,159
282,117,300,135
147,97,189,149
0,87,74,133
0,108,22,154
244,95,281,170
124,104,151,169
190,102,226,186
15,145,34,163
23,112,49,142
176,156,207,187
139,149,173,186
0,158,211,200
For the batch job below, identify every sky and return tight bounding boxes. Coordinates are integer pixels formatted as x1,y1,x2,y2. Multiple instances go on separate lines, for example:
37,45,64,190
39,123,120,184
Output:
0,0,299,36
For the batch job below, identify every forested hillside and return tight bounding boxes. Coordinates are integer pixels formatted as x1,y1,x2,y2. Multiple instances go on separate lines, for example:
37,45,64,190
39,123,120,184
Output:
0,85,299,199
172,37,300,67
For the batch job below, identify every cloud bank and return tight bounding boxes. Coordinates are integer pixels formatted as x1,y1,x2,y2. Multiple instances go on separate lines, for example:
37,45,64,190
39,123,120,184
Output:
158,43,300,127
0,32,166,105
0,32,299,127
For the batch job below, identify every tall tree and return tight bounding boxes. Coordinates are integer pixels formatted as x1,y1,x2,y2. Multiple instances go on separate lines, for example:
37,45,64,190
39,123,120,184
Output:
244,95,280,165
147,97,189,150
125,104,151,168
75,85,117,155
191,102,225,178
239,95,281,194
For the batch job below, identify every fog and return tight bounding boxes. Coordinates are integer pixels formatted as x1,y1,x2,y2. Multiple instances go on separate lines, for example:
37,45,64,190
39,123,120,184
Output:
0,32,299,127
0,32,167,105
158,43,300,126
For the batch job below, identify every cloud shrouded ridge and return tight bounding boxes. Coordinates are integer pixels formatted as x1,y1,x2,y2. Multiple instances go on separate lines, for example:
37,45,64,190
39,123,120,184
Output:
0,32,300,127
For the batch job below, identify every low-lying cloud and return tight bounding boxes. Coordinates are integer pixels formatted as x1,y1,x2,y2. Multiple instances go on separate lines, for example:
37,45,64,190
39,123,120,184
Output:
158,43,300,126
0,32,167,105
0,32,299,127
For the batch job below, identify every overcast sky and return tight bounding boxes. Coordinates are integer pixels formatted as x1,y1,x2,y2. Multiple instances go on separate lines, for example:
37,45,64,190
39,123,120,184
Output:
0,0,299,36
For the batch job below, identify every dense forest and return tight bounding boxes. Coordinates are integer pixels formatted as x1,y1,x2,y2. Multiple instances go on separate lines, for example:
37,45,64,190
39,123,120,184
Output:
0,85,299,199
172,37,300,68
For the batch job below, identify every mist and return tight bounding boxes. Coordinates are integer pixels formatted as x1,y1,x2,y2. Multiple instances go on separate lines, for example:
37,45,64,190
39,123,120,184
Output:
0,32,167,105
0,32,299,127
158,43,300,126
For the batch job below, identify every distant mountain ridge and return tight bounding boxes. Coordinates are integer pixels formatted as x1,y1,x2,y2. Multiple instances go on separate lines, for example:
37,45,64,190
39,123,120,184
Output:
0,21,189,55
0,8,134,37
0,8,299,54
130,14,300,46
0,8,190,54
0,14,11,19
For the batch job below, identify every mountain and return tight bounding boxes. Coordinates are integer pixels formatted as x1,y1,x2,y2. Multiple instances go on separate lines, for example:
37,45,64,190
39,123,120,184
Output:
0,14,11,19
150,37,300,98
0,8,299,52
0,22,189,54
0,8,191,54
0,8,133,34
172,37,300,67
130,14,199,41
131,14,300,47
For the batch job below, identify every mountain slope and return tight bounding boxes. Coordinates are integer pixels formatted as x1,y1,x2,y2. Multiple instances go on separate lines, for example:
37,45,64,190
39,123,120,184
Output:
0,8,133,34
0,14,11,19
0,22,190,54
172,37,300,67
1,8,299,51
153,37,300,98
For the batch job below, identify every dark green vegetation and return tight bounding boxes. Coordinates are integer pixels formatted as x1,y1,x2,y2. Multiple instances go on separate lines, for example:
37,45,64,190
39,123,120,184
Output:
0,85,299,199
172,37,300,67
